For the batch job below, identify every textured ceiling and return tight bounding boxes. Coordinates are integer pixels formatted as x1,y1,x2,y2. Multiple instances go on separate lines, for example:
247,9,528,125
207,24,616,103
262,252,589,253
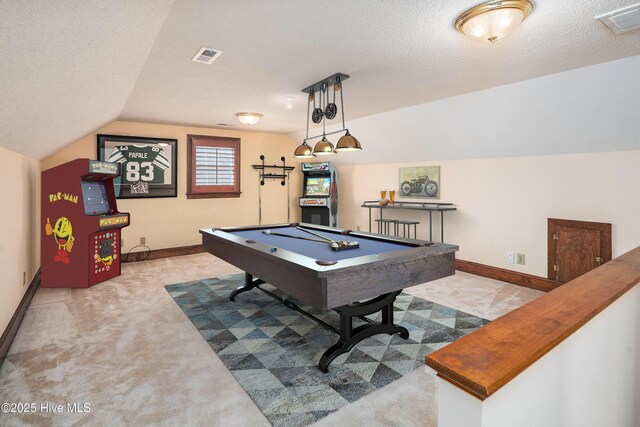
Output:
0,0,175,159
2,0,640,159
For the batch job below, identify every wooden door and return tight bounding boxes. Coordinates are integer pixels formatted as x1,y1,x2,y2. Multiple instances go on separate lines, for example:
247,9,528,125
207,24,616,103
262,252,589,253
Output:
548,218,611,283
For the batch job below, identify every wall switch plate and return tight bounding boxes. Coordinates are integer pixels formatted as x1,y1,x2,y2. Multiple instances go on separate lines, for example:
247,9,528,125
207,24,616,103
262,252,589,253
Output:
356,225,361,231
140,237,146,245
506,252,515,264
517,253,526,265
121,239,124,248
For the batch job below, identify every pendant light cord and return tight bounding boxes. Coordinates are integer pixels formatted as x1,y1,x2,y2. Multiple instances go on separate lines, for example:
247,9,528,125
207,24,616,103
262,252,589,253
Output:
321,83,326,136
305,90,311,142
338,76,346,130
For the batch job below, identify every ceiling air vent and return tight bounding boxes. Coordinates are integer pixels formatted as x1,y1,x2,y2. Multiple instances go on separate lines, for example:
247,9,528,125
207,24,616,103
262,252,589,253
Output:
192,47,223,64
596,3,640,34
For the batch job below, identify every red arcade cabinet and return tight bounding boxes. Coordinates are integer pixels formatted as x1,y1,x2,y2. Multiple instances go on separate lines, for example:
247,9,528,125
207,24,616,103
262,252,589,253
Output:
41,159,130,288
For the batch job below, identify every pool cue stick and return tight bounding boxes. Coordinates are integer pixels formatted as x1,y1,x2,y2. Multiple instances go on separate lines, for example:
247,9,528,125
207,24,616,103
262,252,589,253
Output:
296,227,335,243
262,230,327,244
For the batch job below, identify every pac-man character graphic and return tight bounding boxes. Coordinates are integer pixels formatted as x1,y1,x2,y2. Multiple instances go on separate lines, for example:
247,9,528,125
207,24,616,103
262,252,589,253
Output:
96,254,114,271
46,217,75,264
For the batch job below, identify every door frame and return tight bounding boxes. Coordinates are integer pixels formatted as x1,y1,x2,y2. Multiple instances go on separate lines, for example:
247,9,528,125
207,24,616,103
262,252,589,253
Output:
547,218,612,281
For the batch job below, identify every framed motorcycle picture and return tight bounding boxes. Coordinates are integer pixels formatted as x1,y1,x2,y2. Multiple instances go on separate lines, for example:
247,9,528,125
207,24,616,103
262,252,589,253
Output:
399,166,440,199
97,134,178,199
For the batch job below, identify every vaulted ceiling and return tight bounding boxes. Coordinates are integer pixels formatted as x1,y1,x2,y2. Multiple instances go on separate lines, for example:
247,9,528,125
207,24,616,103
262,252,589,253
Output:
2,0,640,160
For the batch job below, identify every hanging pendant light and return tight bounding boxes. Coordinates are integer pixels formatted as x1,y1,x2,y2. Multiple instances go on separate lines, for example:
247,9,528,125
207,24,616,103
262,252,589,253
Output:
294,89,317,158
313,87,335,156
334,77,360,152
294,141,315,158
336,130,361,152
293,73,362,158
313,135,336,156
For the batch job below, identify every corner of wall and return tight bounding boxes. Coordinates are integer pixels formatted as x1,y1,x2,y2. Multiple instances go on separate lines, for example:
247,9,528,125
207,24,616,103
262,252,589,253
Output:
0,146,41,333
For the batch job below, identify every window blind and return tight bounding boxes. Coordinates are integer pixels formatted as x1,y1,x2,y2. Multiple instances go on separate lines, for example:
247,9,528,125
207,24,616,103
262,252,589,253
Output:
195,145,236,186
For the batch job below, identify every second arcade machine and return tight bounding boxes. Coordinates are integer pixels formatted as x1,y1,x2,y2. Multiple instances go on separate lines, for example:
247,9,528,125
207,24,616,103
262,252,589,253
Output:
299,162,338,227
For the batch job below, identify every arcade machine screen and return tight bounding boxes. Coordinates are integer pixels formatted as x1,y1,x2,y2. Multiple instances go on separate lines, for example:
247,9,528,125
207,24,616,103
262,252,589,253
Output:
81,181,111,215
305,177,331,196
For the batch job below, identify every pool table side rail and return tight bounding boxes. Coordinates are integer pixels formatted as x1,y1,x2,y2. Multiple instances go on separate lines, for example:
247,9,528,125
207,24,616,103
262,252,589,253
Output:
324,250,456,308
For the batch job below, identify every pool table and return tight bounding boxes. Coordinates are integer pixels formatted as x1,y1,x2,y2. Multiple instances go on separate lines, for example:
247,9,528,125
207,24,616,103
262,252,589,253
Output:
200,222,458,371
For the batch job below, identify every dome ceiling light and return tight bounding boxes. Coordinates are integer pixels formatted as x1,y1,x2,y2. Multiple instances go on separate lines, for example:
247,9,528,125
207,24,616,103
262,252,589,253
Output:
455,0,533,43
293,73,362,158
235,112,263,125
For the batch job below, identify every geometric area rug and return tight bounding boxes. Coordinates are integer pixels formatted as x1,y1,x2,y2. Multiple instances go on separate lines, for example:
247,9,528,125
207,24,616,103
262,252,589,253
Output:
165,274,490,427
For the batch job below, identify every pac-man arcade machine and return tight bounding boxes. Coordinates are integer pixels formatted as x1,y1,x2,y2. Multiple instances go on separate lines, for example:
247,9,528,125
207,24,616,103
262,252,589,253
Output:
41,159,130,288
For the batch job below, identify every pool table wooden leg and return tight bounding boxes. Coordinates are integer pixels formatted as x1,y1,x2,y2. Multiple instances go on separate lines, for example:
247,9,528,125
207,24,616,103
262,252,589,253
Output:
318,290,409,373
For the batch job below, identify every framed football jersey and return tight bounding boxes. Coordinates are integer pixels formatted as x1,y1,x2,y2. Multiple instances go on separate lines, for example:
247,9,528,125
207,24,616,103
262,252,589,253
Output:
97,134,178,198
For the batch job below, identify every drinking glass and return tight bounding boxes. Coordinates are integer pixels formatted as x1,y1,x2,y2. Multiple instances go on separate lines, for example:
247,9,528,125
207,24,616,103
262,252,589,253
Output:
389,190,395,204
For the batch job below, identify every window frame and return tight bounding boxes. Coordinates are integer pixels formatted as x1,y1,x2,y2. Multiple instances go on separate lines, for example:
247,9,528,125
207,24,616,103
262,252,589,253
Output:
186,134,241,199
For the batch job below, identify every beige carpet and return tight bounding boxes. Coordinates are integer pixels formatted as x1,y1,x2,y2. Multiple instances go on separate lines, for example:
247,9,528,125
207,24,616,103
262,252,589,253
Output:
0,253,543,426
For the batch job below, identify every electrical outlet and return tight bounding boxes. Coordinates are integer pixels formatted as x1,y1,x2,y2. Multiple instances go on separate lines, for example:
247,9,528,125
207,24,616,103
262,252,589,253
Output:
121,239,124,248
140,237,146,245
356,225,361,231
517,253,526,265
506,252,515,264
23,271,27,287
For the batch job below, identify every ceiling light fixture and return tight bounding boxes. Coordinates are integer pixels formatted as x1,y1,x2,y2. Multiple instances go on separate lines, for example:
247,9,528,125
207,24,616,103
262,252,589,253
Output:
293,73,362,158
455,0,533,43
235,112,263,125
284,96,295,110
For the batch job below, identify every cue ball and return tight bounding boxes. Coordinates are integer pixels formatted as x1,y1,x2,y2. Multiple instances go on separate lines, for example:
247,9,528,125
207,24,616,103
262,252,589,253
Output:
330,242,339,249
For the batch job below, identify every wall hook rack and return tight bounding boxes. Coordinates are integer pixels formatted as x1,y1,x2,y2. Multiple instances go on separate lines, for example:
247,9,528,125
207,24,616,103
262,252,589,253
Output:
252,155,295,185
252,155,296,224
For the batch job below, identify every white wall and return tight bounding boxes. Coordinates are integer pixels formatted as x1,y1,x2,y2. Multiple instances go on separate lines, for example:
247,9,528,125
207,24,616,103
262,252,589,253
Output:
338,151,640,277
289,55,640,277
293,55,640,165
0,146,40,333
437,283,640,427
42,121,302,253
